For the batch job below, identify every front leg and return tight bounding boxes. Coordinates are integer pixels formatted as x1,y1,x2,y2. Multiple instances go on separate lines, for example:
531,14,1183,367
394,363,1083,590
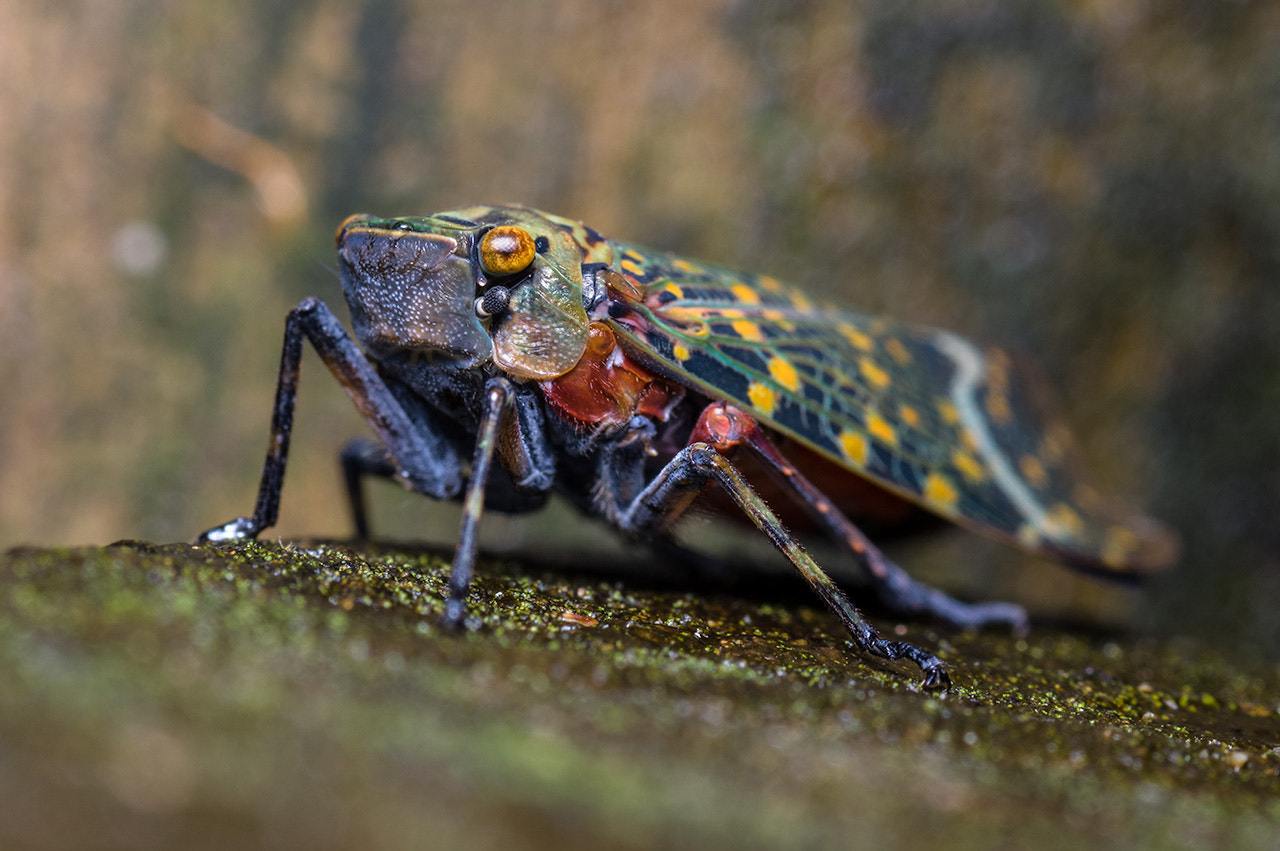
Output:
199,297,465,542
610,440,951,690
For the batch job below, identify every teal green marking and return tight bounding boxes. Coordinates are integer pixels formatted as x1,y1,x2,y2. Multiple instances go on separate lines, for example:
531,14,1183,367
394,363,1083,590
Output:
593,231,1176,574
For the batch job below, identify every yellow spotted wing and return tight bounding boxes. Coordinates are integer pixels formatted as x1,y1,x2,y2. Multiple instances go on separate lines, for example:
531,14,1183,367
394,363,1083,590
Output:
604,244,1177,573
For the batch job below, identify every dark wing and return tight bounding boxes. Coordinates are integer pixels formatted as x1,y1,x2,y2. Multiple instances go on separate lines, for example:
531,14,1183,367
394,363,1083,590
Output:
605,244,1177,573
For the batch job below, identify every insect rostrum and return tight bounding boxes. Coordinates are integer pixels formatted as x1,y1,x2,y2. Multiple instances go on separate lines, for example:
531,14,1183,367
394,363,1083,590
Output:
199,205,1178,689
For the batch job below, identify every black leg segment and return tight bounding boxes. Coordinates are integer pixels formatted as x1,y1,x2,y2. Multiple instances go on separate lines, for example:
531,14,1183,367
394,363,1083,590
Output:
441,377,514,629
741,428,1028,634
617,442,951,689
198,297,466,543
340,438,395,540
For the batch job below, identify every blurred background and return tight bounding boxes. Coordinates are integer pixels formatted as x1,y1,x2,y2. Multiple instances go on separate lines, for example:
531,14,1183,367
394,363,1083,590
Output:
2,0,1278,656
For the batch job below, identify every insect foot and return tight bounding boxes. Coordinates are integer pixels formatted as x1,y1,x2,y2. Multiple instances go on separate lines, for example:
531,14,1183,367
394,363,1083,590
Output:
196,516,258,543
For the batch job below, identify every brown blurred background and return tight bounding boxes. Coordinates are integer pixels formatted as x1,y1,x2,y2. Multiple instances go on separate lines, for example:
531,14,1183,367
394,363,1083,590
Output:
2,1,1278,656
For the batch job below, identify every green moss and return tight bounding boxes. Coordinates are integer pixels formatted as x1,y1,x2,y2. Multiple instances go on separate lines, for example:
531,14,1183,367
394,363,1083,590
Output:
1,540,1277,849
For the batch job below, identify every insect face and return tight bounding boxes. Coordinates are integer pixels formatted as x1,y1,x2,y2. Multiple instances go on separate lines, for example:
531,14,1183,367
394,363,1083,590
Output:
336,214,490,367
336,209,591,380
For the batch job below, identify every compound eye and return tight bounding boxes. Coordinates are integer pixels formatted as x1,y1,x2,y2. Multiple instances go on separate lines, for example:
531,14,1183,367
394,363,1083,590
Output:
479,225,536,277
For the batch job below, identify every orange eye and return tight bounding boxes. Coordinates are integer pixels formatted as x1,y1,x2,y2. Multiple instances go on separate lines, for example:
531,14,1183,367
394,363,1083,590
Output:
479,225,536,277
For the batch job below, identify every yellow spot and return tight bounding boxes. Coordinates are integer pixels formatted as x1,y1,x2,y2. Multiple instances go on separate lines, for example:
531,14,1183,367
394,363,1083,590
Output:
758,275,783,293
938,400,959,424
1041,424,1070,463
660,306,712,337
838,323,874,351
952,450,986,483
859,357,891,390
1043,503,1084,539
748,381,777,416
839,429,869,466
768,356,801,392
730,282,761,305
898,404,920,428
789,291,814,311
672,342,691,362
886,338,912,365
867,413,897,446
673,258,698,273
663,282,685,301
660,305,700,323
986,390,1013,424
1101,526,1139,569
1019,454,1049,489
621,258,644,276
760,309,796,332
731,320,765,342
924,473,959,510
986,348,1011,379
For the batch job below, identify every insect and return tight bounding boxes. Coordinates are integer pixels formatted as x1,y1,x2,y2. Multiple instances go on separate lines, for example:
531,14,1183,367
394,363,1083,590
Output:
200,205,1178,688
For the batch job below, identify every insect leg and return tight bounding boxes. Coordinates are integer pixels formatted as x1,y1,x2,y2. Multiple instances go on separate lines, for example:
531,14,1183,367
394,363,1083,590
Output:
442,377,514,628
745,424,1026,632
693,403,1027,632
340,438,394,539
339,384,554,538
198,297,464,543
617,441,951,689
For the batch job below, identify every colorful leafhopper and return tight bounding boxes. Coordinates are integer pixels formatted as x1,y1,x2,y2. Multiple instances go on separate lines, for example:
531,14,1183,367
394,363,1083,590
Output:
200,205,1178,688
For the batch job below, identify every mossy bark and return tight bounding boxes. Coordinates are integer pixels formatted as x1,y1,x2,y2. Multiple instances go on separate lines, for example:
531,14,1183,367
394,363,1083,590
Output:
1,540,1276,850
